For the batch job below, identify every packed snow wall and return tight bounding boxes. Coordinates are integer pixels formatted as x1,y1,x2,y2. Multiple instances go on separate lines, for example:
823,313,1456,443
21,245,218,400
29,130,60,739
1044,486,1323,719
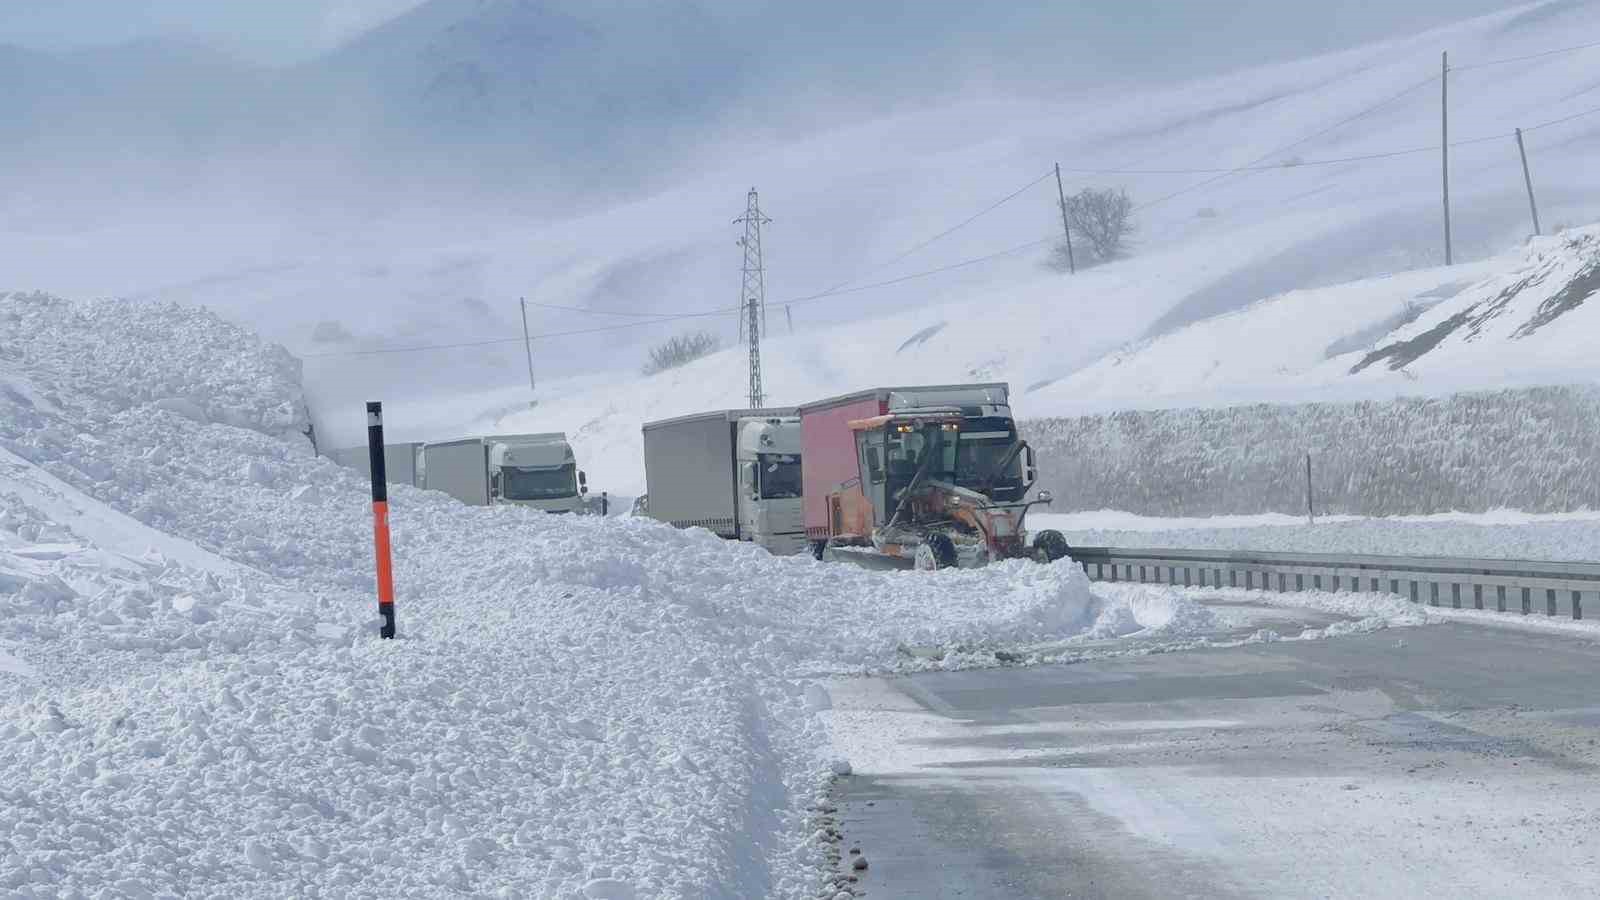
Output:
1022,384,1600,517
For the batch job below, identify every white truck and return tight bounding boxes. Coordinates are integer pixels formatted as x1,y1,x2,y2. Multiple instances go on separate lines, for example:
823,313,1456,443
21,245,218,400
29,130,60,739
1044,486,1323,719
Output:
640,409,806,555
420,433,595,514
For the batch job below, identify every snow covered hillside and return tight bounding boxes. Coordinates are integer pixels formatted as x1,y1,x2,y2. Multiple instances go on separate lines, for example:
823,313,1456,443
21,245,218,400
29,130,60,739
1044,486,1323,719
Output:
1037,226,1600,411
0,292,1270,897
364,224,1597,504
7,2,1599,430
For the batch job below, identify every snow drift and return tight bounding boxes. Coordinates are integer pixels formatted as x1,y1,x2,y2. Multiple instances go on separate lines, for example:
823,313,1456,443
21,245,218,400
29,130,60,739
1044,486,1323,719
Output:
0,292,1230,897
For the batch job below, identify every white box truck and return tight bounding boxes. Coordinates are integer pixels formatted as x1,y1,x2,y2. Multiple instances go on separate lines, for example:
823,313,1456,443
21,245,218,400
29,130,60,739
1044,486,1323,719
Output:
327,442,423,486
641,409,805,555
420,433,594,514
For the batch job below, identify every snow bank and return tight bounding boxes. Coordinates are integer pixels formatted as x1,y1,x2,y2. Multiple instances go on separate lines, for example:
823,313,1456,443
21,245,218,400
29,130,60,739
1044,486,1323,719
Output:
1024,383,1600,518
1,292,1121,898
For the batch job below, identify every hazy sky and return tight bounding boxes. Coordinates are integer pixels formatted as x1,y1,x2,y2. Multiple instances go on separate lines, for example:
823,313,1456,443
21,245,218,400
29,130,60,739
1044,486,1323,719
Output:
0,0,1529,68
0,0,427,62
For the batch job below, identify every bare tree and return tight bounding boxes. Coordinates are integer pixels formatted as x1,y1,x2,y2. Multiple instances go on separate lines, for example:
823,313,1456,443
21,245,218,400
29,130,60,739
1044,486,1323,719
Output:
1057,187,1135,265
642,330,722,376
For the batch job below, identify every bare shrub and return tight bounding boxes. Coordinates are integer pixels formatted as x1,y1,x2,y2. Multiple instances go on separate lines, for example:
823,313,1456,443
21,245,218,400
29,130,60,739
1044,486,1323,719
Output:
642,330,721,376
1057,187,1135,266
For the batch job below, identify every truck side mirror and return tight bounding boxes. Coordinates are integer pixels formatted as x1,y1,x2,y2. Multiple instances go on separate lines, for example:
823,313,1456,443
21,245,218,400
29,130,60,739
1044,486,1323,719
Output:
741,461,757,495
1038,489,1054,504
579,470,588,494
490,470,502,499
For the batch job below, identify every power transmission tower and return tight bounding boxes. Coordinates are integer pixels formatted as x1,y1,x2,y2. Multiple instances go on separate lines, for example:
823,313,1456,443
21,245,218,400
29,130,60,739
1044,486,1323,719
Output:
746,297,763,408
734,187,772,344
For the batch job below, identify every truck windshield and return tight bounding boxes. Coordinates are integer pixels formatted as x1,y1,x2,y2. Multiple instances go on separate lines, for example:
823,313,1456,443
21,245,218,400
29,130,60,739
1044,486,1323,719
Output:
503,463,577,500
758,453,802,499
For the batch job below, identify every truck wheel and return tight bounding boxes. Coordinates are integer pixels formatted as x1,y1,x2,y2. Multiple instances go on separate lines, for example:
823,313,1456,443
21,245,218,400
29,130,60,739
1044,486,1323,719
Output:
915,533,959,571
811,541,828,561
1033,530,1071,563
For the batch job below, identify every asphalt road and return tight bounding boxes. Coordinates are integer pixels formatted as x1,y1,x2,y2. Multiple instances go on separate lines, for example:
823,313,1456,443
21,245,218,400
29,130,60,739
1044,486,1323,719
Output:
824,614,1600,899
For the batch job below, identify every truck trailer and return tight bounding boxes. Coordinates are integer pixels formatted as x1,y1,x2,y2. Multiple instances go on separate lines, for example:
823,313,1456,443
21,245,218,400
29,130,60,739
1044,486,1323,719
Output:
420,433,593,513
327,442,423,487
640,409,806,555
796,383,1068,569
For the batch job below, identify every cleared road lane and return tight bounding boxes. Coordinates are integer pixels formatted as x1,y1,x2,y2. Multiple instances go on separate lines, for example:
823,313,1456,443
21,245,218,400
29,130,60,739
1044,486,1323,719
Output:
824,616,1600,899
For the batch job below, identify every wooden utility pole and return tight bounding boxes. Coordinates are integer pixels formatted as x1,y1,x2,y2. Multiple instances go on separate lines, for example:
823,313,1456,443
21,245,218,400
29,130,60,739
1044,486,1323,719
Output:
1441,51,1453,266
1054,163,1077,274
1515,128,1542,237
1305,452,1316,526
518,297,537,403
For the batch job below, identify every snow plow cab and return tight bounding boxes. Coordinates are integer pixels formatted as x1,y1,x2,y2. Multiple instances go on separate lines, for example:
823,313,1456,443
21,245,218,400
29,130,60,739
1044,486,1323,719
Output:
801,383,1068,569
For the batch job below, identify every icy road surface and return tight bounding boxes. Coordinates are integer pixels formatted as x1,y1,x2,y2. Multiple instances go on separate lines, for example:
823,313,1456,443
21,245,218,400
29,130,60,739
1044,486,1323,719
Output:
824,614,1600,899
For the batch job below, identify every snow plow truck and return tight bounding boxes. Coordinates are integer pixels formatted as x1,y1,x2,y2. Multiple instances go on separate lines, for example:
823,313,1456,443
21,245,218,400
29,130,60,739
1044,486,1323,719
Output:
797,383,1070,569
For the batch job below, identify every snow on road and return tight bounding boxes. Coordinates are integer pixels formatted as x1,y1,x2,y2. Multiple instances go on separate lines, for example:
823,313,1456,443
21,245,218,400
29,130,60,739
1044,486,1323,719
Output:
824,616,1600,898
0,292,1312,897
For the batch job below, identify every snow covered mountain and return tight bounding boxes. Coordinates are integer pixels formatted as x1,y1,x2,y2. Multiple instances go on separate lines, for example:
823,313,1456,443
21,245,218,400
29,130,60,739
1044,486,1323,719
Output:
3,1,1599,463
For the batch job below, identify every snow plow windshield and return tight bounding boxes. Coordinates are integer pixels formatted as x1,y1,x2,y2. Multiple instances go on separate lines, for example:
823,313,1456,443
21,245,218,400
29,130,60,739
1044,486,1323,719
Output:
953,417,1025,501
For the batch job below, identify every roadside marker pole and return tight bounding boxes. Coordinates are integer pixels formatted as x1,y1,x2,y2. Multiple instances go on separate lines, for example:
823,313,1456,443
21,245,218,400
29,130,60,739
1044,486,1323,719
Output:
367,401,397,639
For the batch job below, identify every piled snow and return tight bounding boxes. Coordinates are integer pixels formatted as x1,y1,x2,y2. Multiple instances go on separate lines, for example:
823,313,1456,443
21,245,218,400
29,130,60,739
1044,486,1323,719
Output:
1024,382,1600,517
2,292,1183,898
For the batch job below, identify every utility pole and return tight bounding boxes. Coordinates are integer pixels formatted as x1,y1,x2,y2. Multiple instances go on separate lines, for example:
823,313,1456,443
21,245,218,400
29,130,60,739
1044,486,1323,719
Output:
785,304,793,335
1441,51,1453,266
1054,163,1076,274
746,297,763,408
1515,128,1542,237
734,187,772,343
518,297,536,404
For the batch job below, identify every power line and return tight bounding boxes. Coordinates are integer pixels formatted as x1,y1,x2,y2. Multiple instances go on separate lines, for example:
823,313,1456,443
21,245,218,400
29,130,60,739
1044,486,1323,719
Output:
1523,103,1600,132
303,236,1054,359
1133,71,1443,213
522,300,683,319
1453,38,1600,72
818,169,1055,293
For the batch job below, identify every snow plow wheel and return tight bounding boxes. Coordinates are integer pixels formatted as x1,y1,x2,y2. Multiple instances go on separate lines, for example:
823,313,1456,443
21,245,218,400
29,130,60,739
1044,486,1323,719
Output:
1033,530,1071,564
914,533,959,571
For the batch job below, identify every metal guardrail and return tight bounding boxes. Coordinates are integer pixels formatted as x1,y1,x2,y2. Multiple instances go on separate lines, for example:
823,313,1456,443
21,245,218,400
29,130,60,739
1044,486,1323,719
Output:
1070,546,1600,619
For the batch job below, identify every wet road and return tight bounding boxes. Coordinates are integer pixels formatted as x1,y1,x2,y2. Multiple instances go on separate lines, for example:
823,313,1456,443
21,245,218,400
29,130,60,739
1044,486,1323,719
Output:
825,615,1600,899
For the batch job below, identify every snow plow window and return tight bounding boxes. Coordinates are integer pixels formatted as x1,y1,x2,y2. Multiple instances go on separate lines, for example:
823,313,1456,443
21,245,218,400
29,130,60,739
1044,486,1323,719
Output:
887,429,956,483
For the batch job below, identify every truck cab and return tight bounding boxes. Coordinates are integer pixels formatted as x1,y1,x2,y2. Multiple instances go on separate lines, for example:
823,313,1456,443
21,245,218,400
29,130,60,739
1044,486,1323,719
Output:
487,434,588,513
735,417,806,555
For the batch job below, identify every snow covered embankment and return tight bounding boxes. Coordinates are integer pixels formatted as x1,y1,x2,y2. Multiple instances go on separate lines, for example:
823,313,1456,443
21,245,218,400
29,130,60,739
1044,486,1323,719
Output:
1,291,1129,897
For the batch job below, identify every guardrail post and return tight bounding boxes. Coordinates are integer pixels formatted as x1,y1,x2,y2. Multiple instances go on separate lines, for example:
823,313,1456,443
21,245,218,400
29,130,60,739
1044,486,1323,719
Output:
1547,589,1557,616
1473,584,1483,610
1497,585,1506,613
1430,582,1439,606
1451,583,1461,609
1522,587,1531,615
1574,591,1582,620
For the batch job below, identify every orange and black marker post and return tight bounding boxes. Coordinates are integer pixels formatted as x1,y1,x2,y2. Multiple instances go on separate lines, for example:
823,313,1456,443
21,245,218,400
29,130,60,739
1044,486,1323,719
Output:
367,401,397,639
